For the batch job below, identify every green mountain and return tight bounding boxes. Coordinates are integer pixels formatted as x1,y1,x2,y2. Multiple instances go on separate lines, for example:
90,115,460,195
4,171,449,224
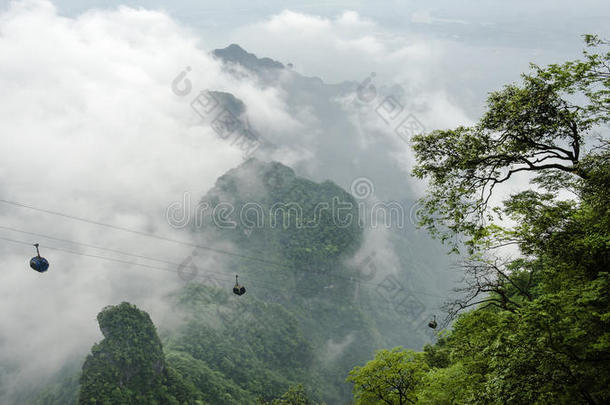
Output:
78,303,200,405
33,159,450,404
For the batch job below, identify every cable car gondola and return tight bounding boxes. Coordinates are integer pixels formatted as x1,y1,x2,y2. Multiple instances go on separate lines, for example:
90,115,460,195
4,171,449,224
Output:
29,243,49,273
233,275,246,296
428,315,437,329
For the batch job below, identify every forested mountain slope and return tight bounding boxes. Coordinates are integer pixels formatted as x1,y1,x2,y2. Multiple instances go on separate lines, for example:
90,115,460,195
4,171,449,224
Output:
35,159,450,404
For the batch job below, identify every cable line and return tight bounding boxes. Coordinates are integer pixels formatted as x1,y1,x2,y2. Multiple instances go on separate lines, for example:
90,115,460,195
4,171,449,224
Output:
0,223,447,299
0,235,413,304
0,198,290,269
0,225,181,267
0,225,298,285
0,230,448,300
0,198,447,299
0,235,293,292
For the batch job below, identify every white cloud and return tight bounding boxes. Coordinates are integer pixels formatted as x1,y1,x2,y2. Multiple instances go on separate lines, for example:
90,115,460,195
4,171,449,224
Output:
0,1,294,399
225,9,472,192
410,10,470,25
232,10,447,86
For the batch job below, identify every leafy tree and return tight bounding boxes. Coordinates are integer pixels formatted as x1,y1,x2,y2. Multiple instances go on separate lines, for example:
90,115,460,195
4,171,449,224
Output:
349,34,609,405
412,35,609,252
346,348,428,404
416,362,482,405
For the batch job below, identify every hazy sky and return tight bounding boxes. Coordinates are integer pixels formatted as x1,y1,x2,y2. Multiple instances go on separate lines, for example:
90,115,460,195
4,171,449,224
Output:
0,0,608,402
2,0,607,114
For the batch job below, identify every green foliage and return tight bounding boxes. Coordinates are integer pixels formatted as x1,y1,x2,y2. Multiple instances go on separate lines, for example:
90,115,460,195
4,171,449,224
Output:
180,159,423,403
163,283,322,404
348,35,610,405
411,35,609,252
346,348,429,404
78,302,202,405
34,370,80,405
203,158,363,273
165,351,250,405
257,384,322,405
417,362,483,405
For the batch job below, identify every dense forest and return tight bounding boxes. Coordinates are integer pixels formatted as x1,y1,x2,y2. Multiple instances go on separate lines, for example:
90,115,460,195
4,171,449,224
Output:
33,36,609,405
348,35,610,404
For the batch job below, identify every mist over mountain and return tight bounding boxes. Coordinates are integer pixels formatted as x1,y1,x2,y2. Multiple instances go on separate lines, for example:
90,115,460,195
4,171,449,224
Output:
3,1,605,404
29,157,452,404
213,43,286,72
202,41,444,209
0,9,454,397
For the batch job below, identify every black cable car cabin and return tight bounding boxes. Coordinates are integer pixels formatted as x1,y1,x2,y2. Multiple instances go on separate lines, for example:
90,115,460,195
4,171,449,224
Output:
233,275,246,296
30,243,49,273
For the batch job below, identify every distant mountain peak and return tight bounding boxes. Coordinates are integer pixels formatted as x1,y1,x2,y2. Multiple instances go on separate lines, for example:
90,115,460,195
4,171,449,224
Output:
225,43,244,51
212,43,285,72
